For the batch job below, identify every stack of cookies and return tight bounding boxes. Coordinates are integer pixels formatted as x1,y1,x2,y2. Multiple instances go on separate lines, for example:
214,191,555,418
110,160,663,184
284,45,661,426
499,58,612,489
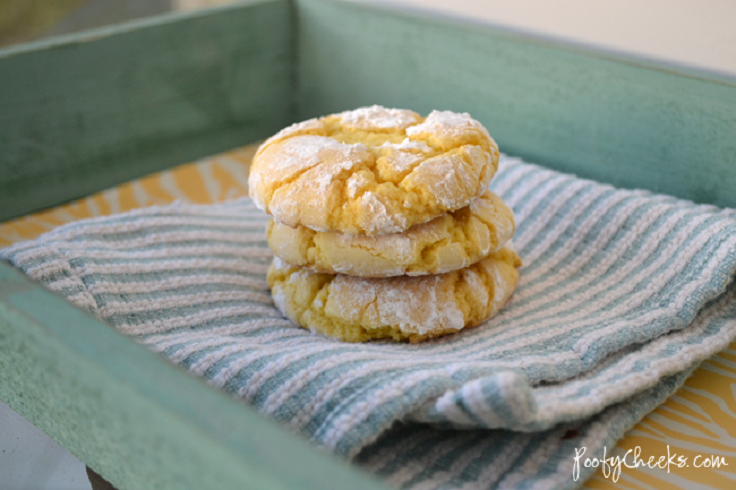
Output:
248,106,521,343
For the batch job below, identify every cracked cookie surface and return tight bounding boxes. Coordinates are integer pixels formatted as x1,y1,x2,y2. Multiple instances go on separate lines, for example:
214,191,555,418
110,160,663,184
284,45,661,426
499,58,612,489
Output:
267,190,515,277
248,106,499,235
266,247,521,343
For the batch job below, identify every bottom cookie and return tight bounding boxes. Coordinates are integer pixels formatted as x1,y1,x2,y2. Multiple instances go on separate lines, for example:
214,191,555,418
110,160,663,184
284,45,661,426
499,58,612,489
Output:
267,247,521,343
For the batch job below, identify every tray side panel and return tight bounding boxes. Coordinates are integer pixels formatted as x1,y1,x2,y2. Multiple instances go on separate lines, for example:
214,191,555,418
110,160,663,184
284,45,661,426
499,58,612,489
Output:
0,0,294,222
0,261,387,490
296,0,736,208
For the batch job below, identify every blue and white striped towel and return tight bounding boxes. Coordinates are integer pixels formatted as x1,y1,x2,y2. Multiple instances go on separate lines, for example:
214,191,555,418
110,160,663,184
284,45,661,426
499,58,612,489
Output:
4,156,736,489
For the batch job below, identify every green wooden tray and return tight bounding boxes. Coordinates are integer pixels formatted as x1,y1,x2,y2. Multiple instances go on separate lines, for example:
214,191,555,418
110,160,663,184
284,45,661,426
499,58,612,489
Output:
1,1,735,488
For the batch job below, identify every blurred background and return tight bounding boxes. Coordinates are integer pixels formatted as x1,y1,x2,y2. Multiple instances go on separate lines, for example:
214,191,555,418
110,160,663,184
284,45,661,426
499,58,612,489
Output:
1,1,735,489
1,0,735,76
0,0,228,48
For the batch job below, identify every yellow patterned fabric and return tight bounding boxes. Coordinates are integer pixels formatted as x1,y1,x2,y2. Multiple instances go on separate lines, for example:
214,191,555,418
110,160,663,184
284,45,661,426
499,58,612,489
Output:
0,146,256,247
2,144,733,489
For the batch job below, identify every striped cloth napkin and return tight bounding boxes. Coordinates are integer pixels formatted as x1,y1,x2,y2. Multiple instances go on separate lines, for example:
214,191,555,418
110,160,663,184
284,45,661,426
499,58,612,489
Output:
4,156,736,489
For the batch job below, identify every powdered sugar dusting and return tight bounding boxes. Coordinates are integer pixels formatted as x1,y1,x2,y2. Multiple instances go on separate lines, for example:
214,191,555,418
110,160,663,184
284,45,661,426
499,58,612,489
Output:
328,274,465,335
462,268,489,306
492,266,508,308
468,194,489,216
271,286,289,318
491,211,514,249
409,153,473,209
339,105,420,130
346,173,370,199
251,191,267,211
478,258,510,311
254,108,496,234
385,152,425,174
327,276,378,319
269,136,367,175
359,192,406,234
383,275,464,334
272,256,291,272
379,138,433,173
261,118,325,149
266,137,371,230
406,110,491,140
379,138,432,152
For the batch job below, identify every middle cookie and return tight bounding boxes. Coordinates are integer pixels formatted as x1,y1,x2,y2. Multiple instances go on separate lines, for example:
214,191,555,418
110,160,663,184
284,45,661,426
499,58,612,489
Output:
267,190,515,277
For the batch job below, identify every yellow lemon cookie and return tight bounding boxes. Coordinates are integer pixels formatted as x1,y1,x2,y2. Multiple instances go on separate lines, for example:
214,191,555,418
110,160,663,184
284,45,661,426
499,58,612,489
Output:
267,190,515,277
266,247,522,343
248,106,499,236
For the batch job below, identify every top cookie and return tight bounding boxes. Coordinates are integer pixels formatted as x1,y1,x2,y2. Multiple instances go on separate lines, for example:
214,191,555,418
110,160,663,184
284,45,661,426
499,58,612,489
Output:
248,106,499,235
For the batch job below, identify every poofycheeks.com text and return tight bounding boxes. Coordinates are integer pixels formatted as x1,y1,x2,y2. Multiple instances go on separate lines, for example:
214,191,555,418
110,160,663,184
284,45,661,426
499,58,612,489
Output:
573,445,728,482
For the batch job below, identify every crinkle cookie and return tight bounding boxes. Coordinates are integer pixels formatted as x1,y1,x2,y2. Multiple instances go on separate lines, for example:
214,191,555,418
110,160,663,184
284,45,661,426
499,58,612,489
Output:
248,105,499,236
267,190,515,277
266,247,521,343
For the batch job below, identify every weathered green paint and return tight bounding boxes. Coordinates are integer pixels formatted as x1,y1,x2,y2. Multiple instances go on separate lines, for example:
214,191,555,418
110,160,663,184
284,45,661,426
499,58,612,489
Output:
0,0,294,222
296,0,736,209
2,1,736,489
0,261,387,490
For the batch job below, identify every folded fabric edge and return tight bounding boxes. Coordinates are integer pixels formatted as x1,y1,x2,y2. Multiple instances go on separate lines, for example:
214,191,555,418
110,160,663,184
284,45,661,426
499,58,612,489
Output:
354,367,695,490
400,282,736,438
